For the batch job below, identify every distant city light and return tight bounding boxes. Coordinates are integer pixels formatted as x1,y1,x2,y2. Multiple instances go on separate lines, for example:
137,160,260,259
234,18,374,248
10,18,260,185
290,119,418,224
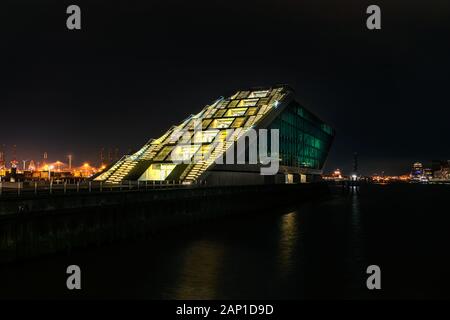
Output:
0,150,110,181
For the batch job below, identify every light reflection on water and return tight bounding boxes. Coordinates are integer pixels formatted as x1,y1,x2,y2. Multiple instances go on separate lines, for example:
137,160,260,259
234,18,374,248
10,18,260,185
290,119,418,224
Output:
346,190,366,291
350,191,364,260
0,198,351,299
278,211,298,278
171,240,225,300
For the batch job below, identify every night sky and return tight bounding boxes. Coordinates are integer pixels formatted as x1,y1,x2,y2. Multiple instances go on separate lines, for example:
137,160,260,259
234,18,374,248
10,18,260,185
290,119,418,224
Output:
1,0,449,175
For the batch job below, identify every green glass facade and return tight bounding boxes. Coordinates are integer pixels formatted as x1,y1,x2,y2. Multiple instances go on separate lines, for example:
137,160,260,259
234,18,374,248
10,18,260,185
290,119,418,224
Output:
268,101,334,170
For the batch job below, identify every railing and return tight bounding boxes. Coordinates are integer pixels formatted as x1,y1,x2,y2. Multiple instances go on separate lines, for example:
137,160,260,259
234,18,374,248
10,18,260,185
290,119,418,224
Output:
0,179,207,198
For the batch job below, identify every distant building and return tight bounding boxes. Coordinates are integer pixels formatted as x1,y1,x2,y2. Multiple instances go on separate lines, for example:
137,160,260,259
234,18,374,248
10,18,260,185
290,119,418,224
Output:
423,168,433,180
94,85,335,185
0,150,5,170
411,162,424,181
409,161,450,182
28,160,36,171
432,160,450,181
322,169,345,182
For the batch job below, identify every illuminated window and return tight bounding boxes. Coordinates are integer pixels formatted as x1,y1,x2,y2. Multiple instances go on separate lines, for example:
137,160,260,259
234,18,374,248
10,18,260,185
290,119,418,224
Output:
186,118,203,130
154,146,174,161
170,145,201,162
238,99,258,107
217,100,229,108
204,109,216,118
285,174,294,184
213,109,226,118
249,90,269,98
202,119,212,129
228,100,239,108
257,97,270,106
231,117,246,128
141,163,177,181
209,118,234,129
225,108,247,117
246,107,258,116
236,91,250,99
193,130,219,143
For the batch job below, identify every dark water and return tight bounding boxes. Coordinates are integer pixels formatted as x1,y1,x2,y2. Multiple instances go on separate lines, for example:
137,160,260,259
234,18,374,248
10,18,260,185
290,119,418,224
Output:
1,184,450,299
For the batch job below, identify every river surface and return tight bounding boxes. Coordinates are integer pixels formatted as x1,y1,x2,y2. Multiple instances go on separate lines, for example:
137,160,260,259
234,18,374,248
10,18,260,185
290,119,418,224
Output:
1,184,449,299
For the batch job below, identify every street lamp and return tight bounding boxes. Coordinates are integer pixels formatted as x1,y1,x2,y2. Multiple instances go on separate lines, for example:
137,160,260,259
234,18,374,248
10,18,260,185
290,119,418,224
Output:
68,155,72,170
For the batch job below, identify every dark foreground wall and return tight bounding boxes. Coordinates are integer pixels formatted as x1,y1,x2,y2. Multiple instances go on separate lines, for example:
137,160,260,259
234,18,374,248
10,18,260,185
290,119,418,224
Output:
0,183,329,264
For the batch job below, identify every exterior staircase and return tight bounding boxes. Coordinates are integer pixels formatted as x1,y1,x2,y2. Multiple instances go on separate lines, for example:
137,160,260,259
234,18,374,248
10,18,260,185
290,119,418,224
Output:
104,157,139,184
94,132,173,184
181,128,244,183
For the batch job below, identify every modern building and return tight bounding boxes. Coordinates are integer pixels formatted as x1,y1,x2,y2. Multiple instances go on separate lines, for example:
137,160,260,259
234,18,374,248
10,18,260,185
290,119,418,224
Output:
94,85,335,185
